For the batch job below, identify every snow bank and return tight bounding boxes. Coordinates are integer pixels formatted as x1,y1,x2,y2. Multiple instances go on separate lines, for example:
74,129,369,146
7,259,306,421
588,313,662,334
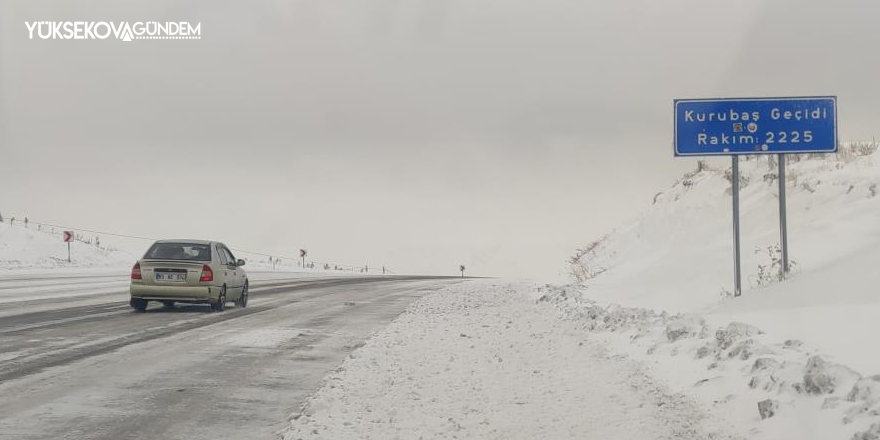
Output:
537,284,880,440
569,143,880,374
0,222,133,270
241,258,372,276
562,146,880,438
282,281,739,440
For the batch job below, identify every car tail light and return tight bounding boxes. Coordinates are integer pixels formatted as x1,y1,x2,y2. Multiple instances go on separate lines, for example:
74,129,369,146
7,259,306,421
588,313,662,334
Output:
131,262,142,280
199,265,213,282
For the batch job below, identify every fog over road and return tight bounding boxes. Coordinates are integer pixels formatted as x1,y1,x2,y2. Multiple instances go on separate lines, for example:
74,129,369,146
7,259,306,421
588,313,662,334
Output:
0,274,462,440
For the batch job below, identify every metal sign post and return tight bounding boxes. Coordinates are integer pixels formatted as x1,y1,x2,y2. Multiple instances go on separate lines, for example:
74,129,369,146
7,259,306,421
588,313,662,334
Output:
778,154,789,280
731,156,742,296
63,230,74,262
674,96,837,297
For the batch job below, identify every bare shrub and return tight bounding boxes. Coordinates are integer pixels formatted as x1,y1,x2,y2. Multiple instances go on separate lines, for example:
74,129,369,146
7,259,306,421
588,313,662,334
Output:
854,139,879,156
696,160,710,173
723,168,750,195
568,239,608,283
832,140,879,163
836,144,857,163
750,244,798,287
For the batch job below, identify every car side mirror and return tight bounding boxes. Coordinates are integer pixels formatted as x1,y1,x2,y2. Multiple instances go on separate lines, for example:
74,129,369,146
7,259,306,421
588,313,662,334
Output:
236,259,246,267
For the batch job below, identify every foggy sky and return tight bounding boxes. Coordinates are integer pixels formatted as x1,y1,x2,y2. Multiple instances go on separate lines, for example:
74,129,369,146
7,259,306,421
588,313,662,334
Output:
1,0,879,278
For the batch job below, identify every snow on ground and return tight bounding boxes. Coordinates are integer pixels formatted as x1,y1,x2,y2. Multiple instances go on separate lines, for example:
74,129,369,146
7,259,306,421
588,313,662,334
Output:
0,219,369,304
241,258,377,277
0,221,133,270
282,280,880,440
554,143,880,439
282,280,741,440
0,222,365,305
0,219,374,277
536,284,880,440
283,144,880,440
568,143,880,373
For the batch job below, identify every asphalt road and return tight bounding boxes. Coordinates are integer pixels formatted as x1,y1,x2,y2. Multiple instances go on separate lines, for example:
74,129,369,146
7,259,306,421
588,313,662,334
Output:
0,275,463,440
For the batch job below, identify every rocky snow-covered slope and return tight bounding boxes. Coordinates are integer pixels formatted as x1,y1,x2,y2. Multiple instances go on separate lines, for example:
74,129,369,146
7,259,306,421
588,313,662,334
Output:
554,142,880,439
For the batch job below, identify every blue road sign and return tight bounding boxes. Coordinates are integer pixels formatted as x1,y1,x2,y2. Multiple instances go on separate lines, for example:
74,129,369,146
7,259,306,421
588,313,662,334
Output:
674,96,837,156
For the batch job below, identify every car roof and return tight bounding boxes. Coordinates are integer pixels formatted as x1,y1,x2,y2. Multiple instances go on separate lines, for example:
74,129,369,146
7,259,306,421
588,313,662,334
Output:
153,239,217,246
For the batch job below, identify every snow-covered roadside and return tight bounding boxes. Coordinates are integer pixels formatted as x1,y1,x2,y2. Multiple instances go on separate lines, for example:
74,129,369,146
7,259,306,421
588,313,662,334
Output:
568,145,880,375
242,258,380,276
536,284,880,440
0,220,369,277
282,280,740,440
550,145,880,439
0,221,133,270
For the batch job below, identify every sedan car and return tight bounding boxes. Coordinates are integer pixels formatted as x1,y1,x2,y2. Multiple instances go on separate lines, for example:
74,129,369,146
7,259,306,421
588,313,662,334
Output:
129,240,248,312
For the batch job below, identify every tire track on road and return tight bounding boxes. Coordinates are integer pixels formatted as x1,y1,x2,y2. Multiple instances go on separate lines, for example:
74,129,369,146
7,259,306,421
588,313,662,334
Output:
0,277,460,384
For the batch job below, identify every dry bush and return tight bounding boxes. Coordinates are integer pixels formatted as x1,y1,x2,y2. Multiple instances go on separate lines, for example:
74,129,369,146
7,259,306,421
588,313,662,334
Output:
831,140,878,163
853,140,879,156
568,239,608,283
723,167,750,195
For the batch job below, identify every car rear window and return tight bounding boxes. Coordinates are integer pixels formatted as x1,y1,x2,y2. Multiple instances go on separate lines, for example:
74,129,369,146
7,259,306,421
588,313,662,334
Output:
143,243,212,261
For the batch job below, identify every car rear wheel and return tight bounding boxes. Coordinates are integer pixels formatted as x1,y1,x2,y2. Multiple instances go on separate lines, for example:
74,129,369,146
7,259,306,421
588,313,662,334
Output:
130,298,148,312
236,281,249,308
211,286,227,312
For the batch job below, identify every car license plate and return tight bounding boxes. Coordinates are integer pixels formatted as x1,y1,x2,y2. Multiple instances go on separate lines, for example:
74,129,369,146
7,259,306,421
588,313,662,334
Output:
156,272,186,283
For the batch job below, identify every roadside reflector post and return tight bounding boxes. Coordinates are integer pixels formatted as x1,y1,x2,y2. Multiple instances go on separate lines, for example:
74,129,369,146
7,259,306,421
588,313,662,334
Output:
63,230,74,263
778,153,790,280
732,156,742,297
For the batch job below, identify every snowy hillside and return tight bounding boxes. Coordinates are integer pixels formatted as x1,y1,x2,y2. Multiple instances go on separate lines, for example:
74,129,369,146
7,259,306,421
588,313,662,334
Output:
569,141,880,371
548,143,880,439
576,144,876,287
0,221,134,270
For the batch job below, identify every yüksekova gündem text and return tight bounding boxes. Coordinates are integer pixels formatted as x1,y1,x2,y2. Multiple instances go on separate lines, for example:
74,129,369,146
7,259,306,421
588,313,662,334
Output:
24,22,201,40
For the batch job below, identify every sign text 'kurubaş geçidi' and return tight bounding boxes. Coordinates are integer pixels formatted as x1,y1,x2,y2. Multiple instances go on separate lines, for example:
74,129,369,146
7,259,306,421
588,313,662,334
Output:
674,97,837,156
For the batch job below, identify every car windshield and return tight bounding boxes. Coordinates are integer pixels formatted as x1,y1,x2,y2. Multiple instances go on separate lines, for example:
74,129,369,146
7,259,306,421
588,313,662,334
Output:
143,243,211,261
